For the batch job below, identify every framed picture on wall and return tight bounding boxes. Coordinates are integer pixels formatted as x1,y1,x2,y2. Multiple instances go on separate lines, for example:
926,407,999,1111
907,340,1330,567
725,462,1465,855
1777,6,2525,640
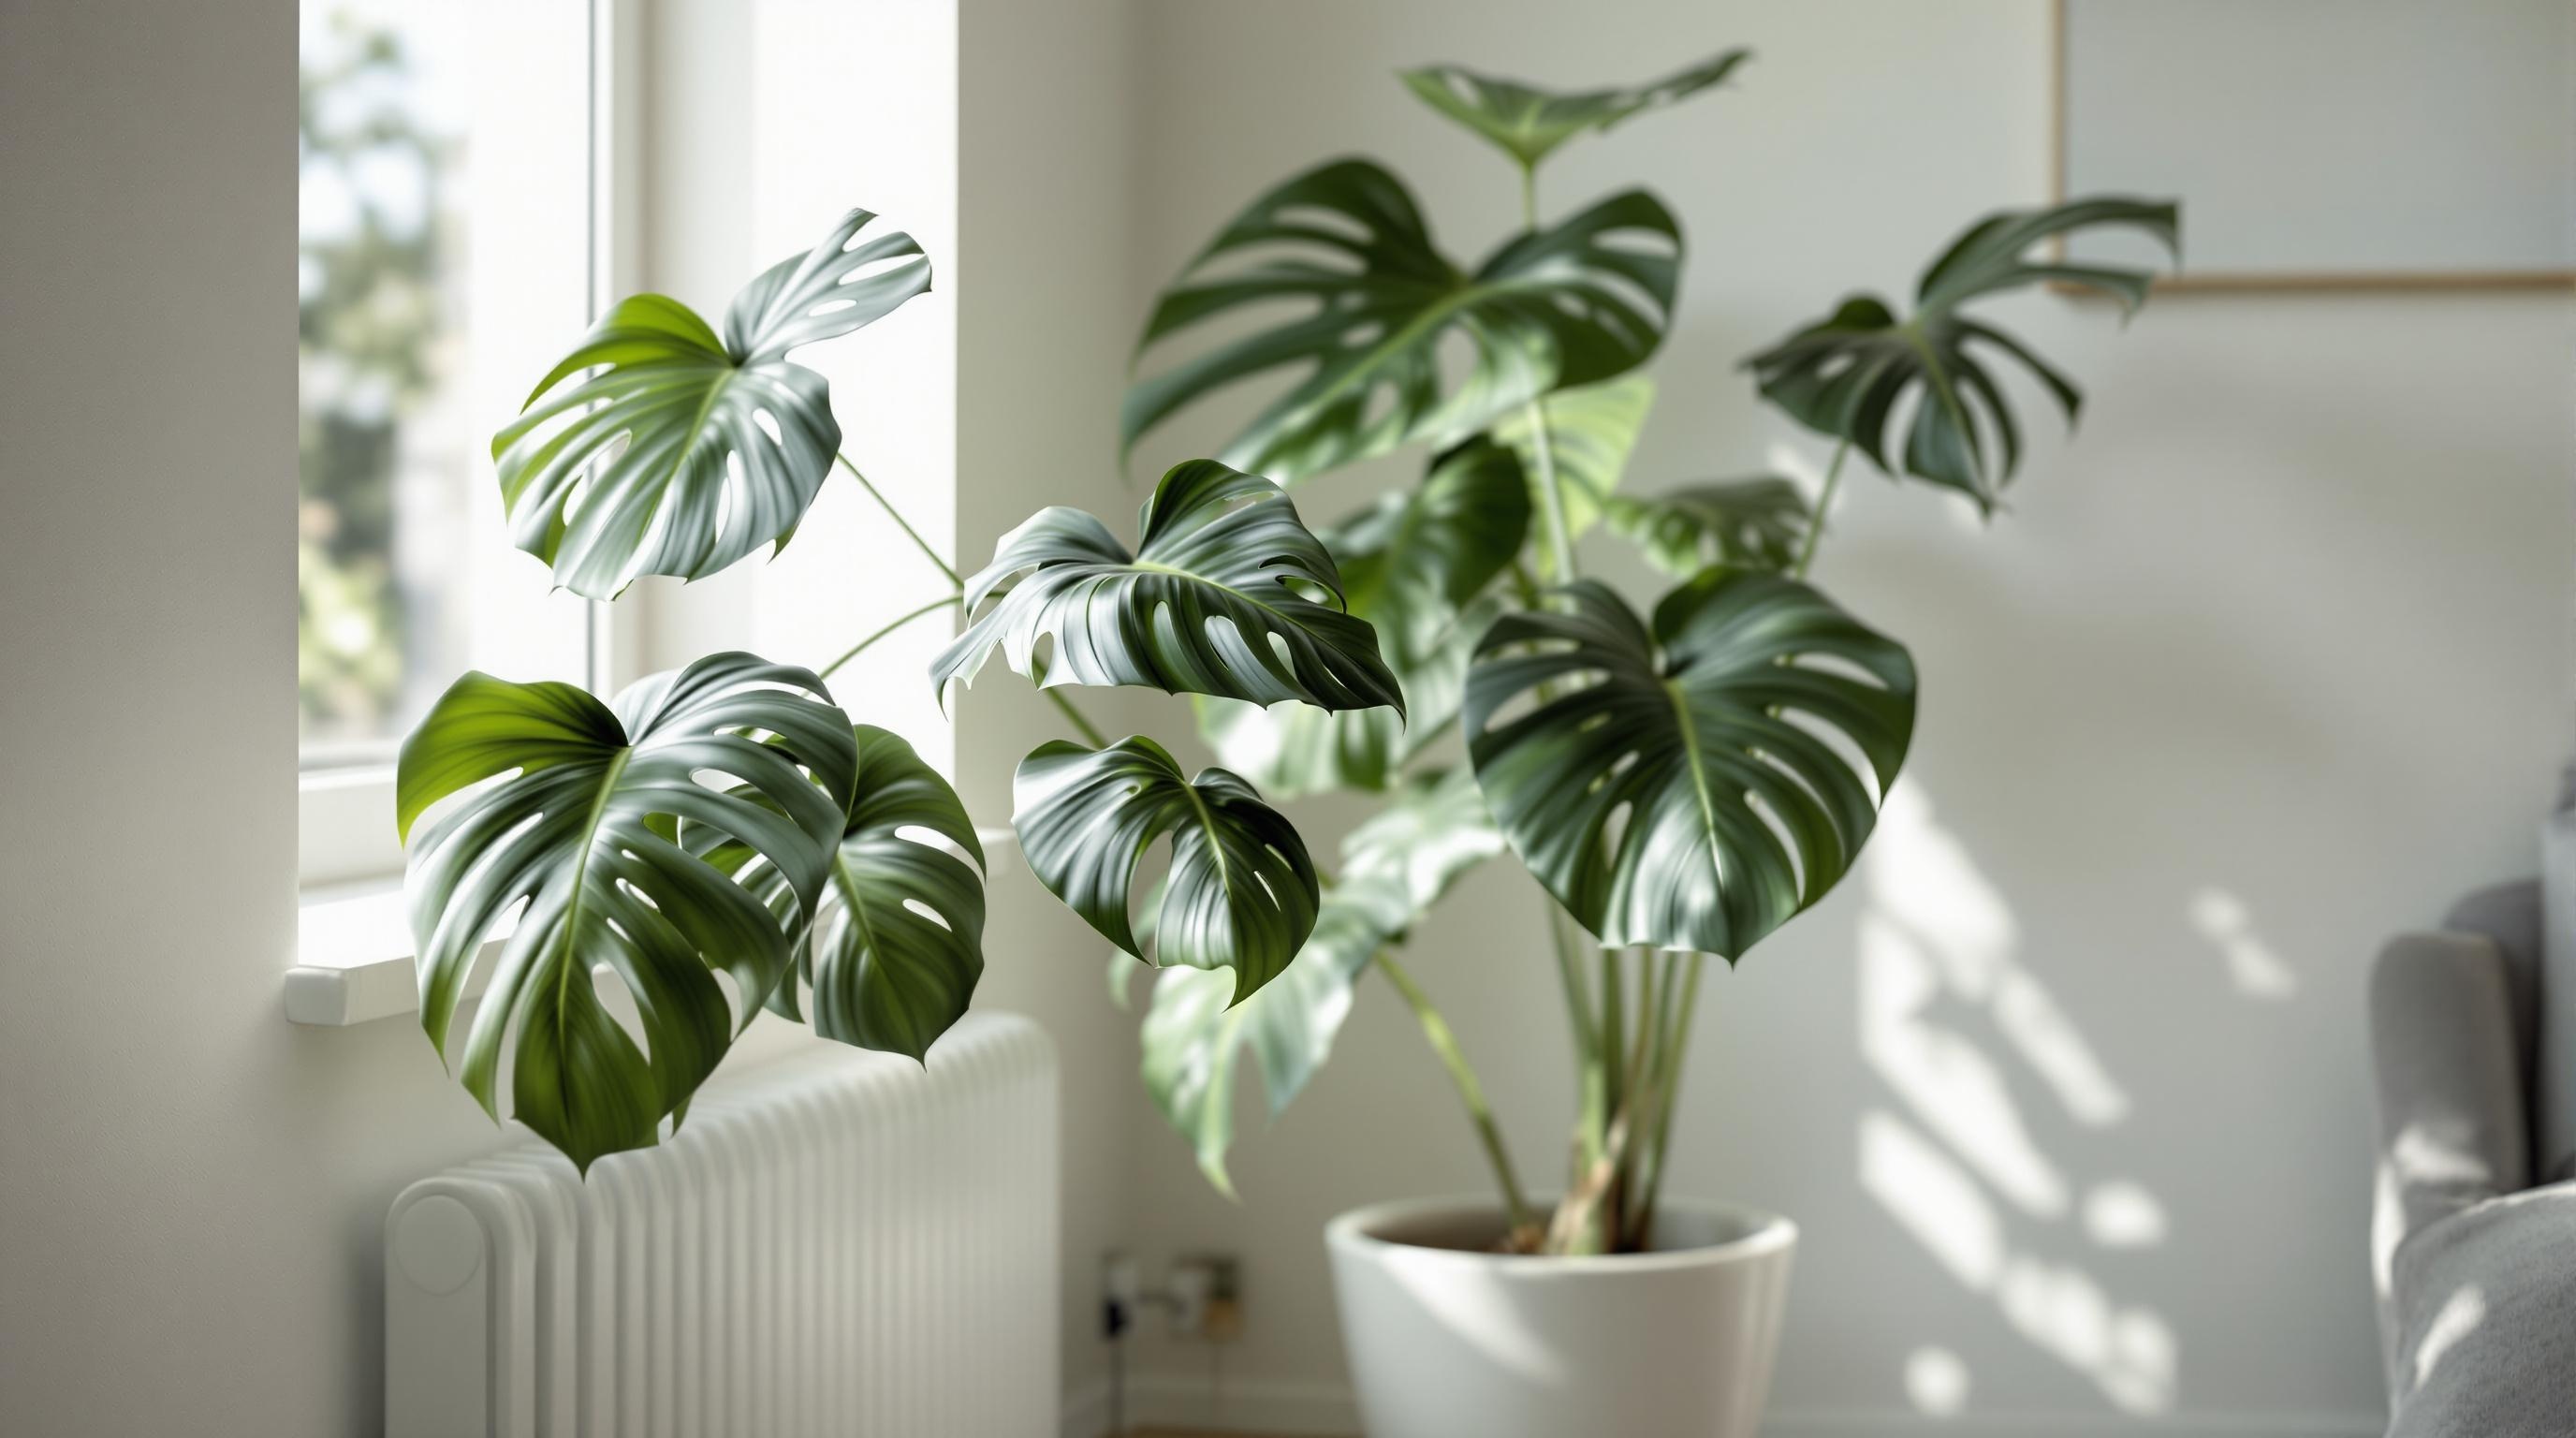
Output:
2053,0,2576,290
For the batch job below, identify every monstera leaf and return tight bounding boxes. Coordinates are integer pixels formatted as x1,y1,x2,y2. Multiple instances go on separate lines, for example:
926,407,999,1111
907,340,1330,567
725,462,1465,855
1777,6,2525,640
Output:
1199,441,1528,794
1489,374,1655,577
398,653,859,1171
1607,478,1810,579
493,209,931,597
1142,873,1409,1194
1014,736,1320,1002
932,460,1402,715
724,726,986,1062
1139,766,1503,1192
1123,159,1679,483
1744,198,2178,510
1400,49,1750,173
1464,575,1915,958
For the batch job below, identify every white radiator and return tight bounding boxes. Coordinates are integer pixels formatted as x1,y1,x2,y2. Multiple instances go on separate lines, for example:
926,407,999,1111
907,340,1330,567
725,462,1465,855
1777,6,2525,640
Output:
385,1012,1059,1438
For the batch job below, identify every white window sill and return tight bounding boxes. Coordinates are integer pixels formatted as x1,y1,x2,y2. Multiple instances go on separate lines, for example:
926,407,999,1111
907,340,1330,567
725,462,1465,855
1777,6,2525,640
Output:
286,884,502,1028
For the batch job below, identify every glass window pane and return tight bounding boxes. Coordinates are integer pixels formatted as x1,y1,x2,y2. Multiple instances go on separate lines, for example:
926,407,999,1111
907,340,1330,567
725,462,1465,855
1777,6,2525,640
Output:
298,0,591,763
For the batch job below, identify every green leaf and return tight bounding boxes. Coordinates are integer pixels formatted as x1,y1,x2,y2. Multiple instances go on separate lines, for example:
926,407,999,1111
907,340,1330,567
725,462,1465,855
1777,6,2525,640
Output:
1488,374,1656,577
492,209,931,597
1123,159,1679,483
1339,763,1509,911
1138,766,1501,1194
1142,874,1409,1196
1014,736,1321,1002
1198,441,1527,795
1606,477,1810,579
399,653,858,1172
1744,197,2178,510
1464,574,1915,959
932,459,1403,715
1399,48,1751,172
726,726,987,1062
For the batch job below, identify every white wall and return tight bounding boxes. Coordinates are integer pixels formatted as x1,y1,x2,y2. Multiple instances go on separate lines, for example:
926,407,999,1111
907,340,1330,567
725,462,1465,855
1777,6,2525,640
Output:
1108,1,2575,1432
0,4,548,1431
953,0,1149,1409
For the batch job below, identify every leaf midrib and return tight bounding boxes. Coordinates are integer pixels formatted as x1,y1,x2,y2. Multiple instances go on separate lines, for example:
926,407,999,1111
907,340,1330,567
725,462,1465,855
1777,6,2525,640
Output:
1661,677,1725,892
551,746,637,1042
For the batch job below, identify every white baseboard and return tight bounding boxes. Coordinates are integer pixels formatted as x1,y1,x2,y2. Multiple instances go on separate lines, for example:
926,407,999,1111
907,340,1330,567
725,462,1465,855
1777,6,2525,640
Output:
1061,1377,2383,1438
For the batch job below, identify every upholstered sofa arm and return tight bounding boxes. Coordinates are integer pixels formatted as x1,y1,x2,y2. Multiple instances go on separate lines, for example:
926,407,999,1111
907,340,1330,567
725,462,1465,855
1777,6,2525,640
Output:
2368,930,2531,1390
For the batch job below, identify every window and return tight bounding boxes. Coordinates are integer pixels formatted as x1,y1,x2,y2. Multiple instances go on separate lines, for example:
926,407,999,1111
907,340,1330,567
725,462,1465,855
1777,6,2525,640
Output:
297,0,606,884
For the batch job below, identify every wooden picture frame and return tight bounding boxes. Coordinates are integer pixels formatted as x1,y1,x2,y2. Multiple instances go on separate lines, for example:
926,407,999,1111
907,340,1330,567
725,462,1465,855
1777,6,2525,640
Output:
2050,0,2576,293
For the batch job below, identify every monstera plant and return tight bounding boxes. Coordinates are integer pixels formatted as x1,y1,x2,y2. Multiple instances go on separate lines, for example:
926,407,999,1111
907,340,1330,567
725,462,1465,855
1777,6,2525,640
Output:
1120,50,2177,1253
399,210,1398,1173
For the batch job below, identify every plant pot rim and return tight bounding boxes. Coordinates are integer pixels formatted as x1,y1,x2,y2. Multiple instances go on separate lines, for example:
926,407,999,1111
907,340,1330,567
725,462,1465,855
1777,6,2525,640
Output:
1325,1194,1797,1275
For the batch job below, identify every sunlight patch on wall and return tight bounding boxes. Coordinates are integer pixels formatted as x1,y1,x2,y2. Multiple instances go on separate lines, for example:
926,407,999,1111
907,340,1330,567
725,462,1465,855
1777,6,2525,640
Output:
2189,887,2298,999
1858,784,2177,1416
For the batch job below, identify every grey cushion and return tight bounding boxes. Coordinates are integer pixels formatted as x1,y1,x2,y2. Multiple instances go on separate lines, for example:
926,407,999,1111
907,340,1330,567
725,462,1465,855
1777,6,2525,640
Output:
2535,813,2576,1182
2384,1182,2576,1438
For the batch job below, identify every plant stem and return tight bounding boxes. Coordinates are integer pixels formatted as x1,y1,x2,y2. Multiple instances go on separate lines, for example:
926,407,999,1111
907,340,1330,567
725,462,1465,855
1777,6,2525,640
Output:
1043,689,1110,747
1526,398,1578,582
1599,947,1625,1123
1789,438,1852,581
1544,903,1598,1063
825,453,1108,746
818,594,959,682
1379,951,1536,1239
835,451,962,587
1519,163,1538,231
1632,952,1707,1242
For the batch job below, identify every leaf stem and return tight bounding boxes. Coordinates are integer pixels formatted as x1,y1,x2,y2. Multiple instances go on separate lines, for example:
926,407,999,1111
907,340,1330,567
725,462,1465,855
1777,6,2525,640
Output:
1790,439,1851,581
818,595,959,682
1632,952,1706,1243
1044,690,1110,747
836,451,961,587
1519,163,1538,231
1379,950,1536,1239
1525,398,1578,581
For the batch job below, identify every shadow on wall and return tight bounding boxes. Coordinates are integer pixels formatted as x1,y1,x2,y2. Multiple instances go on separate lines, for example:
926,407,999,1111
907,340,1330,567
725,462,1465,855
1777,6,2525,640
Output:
1852,784,2302,1416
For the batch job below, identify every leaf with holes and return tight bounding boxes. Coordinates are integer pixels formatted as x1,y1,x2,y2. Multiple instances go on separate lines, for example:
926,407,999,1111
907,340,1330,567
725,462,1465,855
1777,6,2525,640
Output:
1139,765,1500,1194
1142,873,1409,1195
932,460,1402,716
1464,575,1915,958
492,209,930,597
1199,440,1527,795
1123,159,1679,483
1607,477,1810,579
722,726,986,1062
1400,48,1751,172
1488,374,1656,578
1744,197,2177,510
398,653,858,1172
1014,736,1320,1002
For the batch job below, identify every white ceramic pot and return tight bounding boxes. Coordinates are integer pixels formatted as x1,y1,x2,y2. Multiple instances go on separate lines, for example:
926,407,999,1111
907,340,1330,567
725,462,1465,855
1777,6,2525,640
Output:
1325,1196,1796,1438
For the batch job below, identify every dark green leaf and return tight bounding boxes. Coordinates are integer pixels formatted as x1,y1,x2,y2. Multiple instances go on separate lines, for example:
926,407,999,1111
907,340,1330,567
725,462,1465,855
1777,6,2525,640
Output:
492,209,930,597
399,653,858,1172
1464,575,1915,958
932,459,1403,715
729,726,986,1062
1014,736,1320,1002
1199,441,1527,794
1123,159,1679,483
1399,49,1751,171
1606,477,1810,579
1744,197,2177,509
1489,374,1656,578
1138,765,1501,1193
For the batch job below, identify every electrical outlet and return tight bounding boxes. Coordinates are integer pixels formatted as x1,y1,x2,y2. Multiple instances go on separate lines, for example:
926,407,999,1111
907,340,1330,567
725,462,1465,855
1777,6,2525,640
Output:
1168,1253,1242,1342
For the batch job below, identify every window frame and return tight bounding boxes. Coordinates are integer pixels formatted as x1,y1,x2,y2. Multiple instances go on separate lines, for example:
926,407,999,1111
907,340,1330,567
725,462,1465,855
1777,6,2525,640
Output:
297,0,640,889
